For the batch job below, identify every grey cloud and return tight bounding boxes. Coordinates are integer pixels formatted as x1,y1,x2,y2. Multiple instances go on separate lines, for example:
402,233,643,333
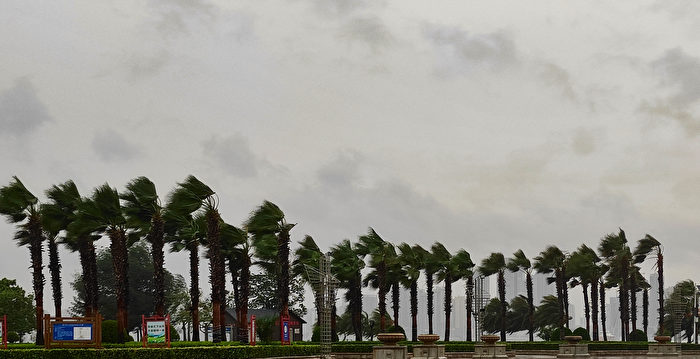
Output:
540,63,576,101
0,78,52,137
639,101,700,136
128,50,170,78
317,150,363,188
338,16,394,51
202,134,259,178
92,129,140,162
313,0,385,18
424,25,516,71
671,177,700,209
150,0,216,36
652,48,700,107
571,128,596,155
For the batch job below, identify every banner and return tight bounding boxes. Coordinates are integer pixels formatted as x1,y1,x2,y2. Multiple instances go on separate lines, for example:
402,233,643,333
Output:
52,323,93,341
142,315,171,348
249,315,256,346
146,320,166,344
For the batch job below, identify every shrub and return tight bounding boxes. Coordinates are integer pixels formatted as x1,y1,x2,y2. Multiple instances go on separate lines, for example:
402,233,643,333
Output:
385,325,406,336
101,320,133,343
6,331,20,343
170,324,180,341
0,345,320,358
255,316,277,342
311,325,339,342
628,329,648,341
550,327,573,341
572,327,590,341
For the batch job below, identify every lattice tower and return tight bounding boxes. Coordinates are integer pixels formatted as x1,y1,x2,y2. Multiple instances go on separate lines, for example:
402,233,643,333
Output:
305,253,339,359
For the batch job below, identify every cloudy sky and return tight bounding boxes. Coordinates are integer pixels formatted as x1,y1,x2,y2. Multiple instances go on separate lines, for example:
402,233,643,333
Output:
1,0,700,324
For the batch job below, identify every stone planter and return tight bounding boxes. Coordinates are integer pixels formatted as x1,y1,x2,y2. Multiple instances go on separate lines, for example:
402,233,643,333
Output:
564,336,582,344
374,333,407,359
377,333,405,346
473,335,506,358
413,334,445,359
417,334,440,345
481,335,500,345
648,336,678,357
558,336,589,358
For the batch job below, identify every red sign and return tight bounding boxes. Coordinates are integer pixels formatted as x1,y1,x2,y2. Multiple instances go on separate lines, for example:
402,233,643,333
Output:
280,314,290,345
249,315,256,346
1,315,6,349
142,315,171,348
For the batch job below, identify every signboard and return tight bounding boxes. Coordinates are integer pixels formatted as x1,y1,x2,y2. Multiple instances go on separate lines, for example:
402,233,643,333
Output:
142,315,171,348
44,313,102,349
280,314,290,345
52,323,93,341
249,315,256,346
1,315,6,349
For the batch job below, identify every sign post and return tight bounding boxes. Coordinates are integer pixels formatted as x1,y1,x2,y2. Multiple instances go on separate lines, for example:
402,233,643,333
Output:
280,313,290,345
1,315,6,349
249,315,256,346
142,315,171,348
44,313,102,349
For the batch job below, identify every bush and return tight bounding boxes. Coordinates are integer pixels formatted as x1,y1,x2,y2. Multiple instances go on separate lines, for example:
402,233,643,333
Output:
0,345,320,358
572,327,590,341
549,327,573,341
101,320,133,343
385,325,406,336
170,324,180,341
628,329,648,341
311,325,339,342
255,316,277,342
6,331,20,343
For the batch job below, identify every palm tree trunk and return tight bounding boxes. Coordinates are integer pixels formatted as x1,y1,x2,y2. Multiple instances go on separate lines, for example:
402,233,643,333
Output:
600,280,607,341
392,281,400,327
427,272,434,334
206,209,224,343
444,274,452,341
87,241,99,316
467,276,474,341
583,283,590,337
109,227,129,344
526,272,533,342
351,276,363,341
643,288,649,336
591,280,599,341
29,215,44,345
618,286,625,341
657,252,664,335
278,228,291,319
150,212,166,316
556,269,565,340
378,262,387,331
498,271,506,342
238,253,250,343
189,243,201,341
563,267,569,329
47,236,62,317
332,303,338,341
630,276,637,333
411,281,418,342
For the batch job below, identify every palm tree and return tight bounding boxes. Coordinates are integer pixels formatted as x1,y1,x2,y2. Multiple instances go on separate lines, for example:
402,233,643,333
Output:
356,228,393,331
387,250,403,329
70,183,130,343
534,295,561,340
534,246,567,340
567,245,600,340
433,243,473,341
0,177,45,345
398,243,423,342
330,239,365,341
507,296,530,334
45,180,100,317
414,245,439,334
292,235,323,328
634,234,664,335
599,228,632,341
40,187,65,318
164,176,216,341
221,222,249,342
121,176,167,315
479,252,508,341
506,249,534,341
247,200,296,321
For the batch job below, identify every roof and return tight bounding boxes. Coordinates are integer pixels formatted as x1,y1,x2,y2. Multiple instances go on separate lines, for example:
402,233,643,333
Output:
225,308,307,323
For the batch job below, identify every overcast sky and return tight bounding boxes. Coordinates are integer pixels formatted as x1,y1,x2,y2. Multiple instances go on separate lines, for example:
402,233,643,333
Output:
1,0,700,322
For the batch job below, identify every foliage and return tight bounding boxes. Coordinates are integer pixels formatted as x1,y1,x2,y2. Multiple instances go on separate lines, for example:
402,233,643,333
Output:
101,320,133,343
662,279,695,340
70,242,188,329
385,325,405,335
247,272,307,317
255,316,277,342
0,345,320,358
311,325,339,342
7,332,20,343
0,278,35,337
549,327,572,341
571,327,590,341
628,329,647,341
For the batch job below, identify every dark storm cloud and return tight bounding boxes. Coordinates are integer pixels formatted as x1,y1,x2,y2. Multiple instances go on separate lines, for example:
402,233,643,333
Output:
317,150,363,189
423,24,517,72
0,78,52,137
652,48,700,107
202,134,260,178
91,129,140,162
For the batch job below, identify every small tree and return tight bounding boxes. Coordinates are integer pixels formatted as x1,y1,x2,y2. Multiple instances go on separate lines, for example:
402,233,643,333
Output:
0,278,35,339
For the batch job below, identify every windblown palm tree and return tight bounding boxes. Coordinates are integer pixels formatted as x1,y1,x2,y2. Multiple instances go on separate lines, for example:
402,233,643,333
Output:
434,243,473,341
0,177,45,345
330,239,365,341
567,245,599,340
292,235,323,329
634,234,664,335
246,200,296,322
221,222,249,342
40,186,65,317
599,228,632,341
121,176,167,315
479,252,507,341
506,249,534,341
397,243,424,342
357,228,394,331
414,245,439,334
69,183,130,343
534,246,567,340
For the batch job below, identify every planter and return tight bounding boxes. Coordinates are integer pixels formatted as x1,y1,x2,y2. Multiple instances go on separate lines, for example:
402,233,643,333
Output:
417,334,440,346
377,333,405,346
480,335,500,345
564,336,583,344
654,336,671,344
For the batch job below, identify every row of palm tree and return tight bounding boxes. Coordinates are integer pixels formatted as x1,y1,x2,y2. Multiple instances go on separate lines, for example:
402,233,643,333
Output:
0,175,666,344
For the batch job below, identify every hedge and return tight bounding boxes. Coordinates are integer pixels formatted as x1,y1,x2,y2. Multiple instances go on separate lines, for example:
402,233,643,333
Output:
0,345,319,359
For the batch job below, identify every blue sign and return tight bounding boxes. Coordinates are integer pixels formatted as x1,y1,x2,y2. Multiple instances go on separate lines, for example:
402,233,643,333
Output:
53,323,93,341
282,321,290,342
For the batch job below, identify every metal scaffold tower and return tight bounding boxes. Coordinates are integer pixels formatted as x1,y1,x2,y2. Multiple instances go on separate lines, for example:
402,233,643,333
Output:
473,275,490,339
668,295,688,344
305,253,339,359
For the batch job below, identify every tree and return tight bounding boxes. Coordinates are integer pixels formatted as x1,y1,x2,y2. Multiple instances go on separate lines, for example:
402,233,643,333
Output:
534,295,561,340
634,234,664,335
0,177,45,345
356,228,392,331
292,235,323,326
70,241,188,330
39,197,63,318
248,272,307,316
479,252,507,341
222,223,250,343
330,239,365,341
397,243,423,342
662,280,695,342
69,183,131,343
534,246,567,340
247,201,296,324
599,228,633,341
0,278,35,340
506,249,534,341
413,245,439,335
434,244,474,341
121,177,167,316
567,245,599,341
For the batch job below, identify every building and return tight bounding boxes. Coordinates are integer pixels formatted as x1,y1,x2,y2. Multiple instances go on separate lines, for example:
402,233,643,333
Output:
225,308,306,342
